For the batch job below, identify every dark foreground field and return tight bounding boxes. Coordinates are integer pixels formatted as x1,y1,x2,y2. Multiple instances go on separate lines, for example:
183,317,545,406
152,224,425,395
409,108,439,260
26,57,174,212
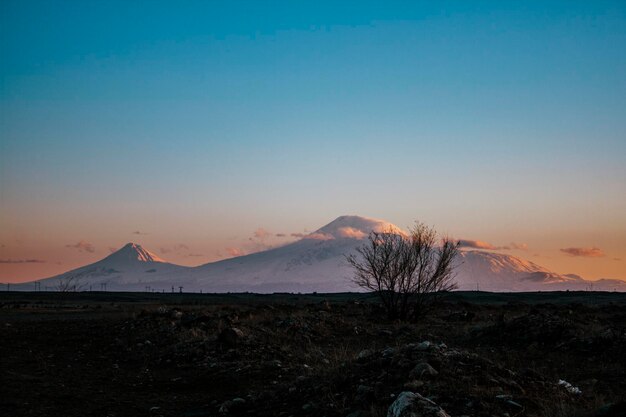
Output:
1,291,625,417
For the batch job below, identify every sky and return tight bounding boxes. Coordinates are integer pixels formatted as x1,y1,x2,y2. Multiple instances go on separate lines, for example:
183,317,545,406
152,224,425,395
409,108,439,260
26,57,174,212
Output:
1,1,625,283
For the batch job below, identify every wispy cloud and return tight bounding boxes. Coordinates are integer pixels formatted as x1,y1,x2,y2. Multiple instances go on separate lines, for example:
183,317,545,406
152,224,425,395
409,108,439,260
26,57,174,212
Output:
459,239,529,251
0,259,46,264
509,242,529,250
253,228,271,240
275,233,287,237
336,227,366,239
226,247,245,257
132,230,149,235
304,232,335,241
560,247,605,258
291,232,305,238
160,244,190,254
458,239,497,250
66,240,95,253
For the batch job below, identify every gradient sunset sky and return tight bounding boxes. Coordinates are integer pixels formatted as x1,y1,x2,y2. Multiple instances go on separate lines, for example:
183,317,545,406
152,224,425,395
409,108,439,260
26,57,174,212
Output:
1,1,625,283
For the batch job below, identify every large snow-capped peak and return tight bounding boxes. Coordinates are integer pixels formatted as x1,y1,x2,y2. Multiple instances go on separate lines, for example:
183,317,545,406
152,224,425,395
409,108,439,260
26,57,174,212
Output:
15,216,626,293
309,215,406,240
101,243,166,264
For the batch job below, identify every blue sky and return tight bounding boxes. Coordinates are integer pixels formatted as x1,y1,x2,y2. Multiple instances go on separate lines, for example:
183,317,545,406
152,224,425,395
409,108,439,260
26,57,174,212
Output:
1,1,625,281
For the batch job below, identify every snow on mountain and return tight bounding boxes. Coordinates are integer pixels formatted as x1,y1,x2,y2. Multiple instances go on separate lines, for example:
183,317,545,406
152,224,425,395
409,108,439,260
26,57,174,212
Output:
22,243,192,291
188,215,395,292
313,215,406,239
14,216,626,292
104,243,166,264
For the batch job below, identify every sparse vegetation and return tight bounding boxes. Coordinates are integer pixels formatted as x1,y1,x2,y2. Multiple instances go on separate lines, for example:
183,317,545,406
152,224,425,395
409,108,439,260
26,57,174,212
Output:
346,222,459,320
55,272,86,292
1,291,624,417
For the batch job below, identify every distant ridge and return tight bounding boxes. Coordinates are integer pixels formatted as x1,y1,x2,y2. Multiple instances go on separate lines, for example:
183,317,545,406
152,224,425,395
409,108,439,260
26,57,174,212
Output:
13,215,626,293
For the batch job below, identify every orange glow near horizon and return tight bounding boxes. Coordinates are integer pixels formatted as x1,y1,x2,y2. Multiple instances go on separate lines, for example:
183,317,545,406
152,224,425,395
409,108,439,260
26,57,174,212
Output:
1,221,625,284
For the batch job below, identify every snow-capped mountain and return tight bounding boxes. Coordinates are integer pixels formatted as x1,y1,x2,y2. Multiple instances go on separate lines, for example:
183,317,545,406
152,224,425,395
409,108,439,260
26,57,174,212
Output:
23,243,192,291
454,251,588,291
16,216,626,292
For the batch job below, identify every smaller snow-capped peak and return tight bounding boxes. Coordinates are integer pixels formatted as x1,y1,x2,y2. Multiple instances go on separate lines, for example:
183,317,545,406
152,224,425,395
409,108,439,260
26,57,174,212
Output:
105,243,166,263
310,215,406,240
459,250,548,274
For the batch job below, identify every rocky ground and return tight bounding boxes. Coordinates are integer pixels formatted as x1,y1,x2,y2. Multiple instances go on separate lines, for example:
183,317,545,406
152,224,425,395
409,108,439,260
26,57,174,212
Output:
0,291,625,417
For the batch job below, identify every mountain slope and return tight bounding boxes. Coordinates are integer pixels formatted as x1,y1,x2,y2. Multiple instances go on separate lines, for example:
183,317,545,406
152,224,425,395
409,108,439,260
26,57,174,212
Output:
16,216,626,292
191,216,626,292
26,243,192,291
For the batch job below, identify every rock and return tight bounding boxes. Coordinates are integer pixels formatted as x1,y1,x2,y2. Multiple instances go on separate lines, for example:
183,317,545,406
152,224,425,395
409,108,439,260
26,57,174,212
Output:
346,411,371,417
387,391,450,417
218,401,230,413
506,400,523,409
382,347,397,358
416,341,432,351
302,403,314,412
403,380,424,390
218,398,245,414
591,401,626,417
558,379,582,395
218,327,244,347
410,362,439,378
355,385,374,404
356,349,375,361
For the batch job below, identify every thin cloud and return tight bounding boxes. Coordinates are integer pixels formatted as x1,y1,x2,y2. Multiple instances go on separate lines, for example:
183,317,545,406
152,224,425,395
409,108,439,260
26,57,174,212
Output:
132,230,149,235
614,258,622,261
510,242,529,251
227,247,245,257
458,239,528,251
336,227,367,239
275,233,287,237
66,240,95,253
458,239,497,250
0,259,46,264
304,232,335,241
253,228,271,240
560,247,605,258
187,253,204,257
291,232,305,238
160,244,190,254
245,227,278,252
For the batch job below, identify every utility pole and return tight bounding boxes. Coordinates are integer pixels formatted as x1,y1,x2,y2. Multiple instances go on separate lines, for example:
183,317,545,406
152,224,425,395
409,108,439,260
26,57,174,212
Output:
178,286,183,294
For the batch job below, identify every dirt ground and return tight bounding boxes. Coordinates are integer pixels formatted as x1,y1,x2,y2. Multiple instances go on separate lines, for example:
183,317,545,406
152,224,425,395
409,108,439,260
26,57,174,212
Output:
1,291,625,417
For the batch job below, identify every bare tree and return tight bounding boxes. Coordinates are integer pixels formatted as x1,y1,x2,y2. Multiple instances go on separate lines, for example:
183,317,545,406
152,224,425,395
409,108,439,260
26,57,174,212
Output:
346,222,459,320
56,272,86,292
